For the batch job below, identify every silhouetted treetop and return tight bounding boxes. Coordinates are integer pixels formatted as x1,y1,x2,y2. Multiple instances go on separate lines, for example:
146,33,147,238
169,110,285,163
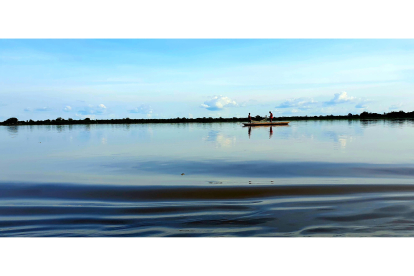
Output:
1,110,414,126
4,117,18,124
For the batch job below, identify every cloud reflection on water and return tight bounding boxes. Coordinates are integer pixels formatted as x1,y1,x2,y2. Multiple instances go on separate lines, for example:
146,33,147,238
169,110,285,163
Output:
107,159,414,179
203,130,236,147
2,120,414,185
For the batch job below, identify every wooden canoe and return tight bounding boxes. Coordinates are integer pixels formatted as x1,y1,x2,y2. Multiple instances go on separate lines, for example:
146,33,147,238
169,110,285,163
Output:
243,122,289,126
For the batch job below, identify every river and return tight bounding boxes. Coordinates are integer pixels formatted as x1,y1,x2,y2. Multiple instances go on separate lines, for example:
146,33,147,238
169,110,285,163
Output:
1,120,414,236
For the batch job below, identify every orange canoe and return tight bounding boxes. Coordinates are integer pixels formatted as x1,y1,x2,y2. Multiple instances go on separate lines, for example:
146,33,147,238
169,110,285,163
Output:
243,122,289,126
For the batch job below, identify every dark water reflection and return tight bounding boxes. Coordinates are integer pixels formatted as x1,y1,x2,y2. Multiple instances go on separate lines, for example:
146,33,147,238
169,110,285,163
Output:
2,182,414,237
6,126,18,138
108,160,414,178
1,120,414,236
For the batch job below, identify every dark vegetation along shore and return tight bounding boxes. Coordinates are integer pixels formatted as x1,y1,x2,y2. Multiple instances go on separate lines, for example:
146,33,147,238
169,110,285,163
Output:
2,111,414,126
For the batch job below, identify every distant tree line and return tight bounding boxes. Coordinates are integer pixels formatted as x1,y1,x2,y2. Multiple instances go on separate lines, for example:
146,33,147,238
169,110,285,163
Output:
1,110,414,126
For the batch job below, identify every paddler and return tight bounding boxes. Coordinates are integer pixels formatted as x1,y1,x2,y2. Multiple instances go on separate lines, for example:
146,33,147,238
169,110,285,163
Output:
269,111,273,123
248,113,252,123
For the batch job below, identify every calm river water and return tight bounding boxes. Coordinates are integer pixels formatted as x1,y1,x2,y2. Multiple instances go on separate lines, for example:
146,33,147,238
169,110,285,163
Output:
1,120,414,236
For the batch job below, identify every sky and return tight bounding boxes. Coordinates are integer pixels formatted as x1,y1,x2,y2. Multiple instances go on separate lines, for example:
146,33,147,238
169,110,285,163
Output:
0,39,414,121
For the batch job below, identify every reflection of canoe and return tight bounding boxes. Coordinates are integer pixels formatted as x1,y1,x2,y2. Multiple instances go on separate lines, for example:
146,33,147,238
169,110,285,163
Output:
243,122,289,126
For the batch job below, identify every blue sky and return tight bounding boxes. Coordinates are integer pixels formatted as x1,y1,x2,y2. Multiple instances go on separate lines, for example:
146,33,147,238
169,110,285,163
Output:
1,39,413,121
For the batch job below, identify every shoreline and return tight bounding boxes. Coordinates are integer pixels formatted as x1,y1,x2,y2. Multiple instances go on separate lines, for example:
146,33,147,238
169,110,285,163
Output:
1,116,414,126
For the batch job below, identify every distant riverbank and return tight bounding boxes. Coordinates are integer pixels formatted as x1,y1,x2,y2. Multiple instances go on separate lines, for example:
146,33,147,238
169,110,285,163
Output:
1,111,414,126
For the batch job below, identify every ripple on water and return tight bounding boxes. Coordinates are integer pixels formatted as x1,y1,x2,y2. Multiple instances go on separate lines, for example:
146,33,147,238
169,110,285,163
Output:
1,182,414,236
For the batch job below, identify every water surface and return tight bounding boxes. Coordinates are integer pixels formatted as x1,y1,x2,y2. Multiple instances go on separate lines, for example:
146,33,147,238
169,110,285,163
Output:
1,120,414,236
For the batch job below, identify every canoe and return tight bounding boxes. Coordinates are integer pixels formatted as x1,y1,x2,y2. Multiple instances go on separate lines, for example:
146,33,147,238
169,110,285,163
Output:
243,121,289,126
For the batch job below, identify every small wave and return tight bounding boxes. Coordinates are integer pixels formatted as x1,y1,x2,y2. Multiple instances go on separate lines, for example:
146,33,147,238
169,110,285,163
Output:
2,182,414,236
105,160,414,179
3,182,414,201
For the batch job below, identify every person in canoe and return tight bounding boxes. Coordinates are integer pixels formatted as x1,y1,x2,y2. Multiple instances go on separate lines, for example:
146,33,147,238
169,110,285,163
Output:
248,113,252,123
269,111,273,123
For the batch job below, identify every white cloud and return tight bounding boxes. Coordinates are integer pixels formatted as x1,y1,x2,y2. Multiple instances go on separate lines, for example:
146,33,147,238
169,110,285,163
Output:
200,95,238,111
389,103,403,110
324,92,356,106
355,103,368,109
77,104,108,115
35,107,52,112
276,97,318,110
273,92,376,116
354,98,373,109
129,104,153,115
75,113,96,119
63,106,72,112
